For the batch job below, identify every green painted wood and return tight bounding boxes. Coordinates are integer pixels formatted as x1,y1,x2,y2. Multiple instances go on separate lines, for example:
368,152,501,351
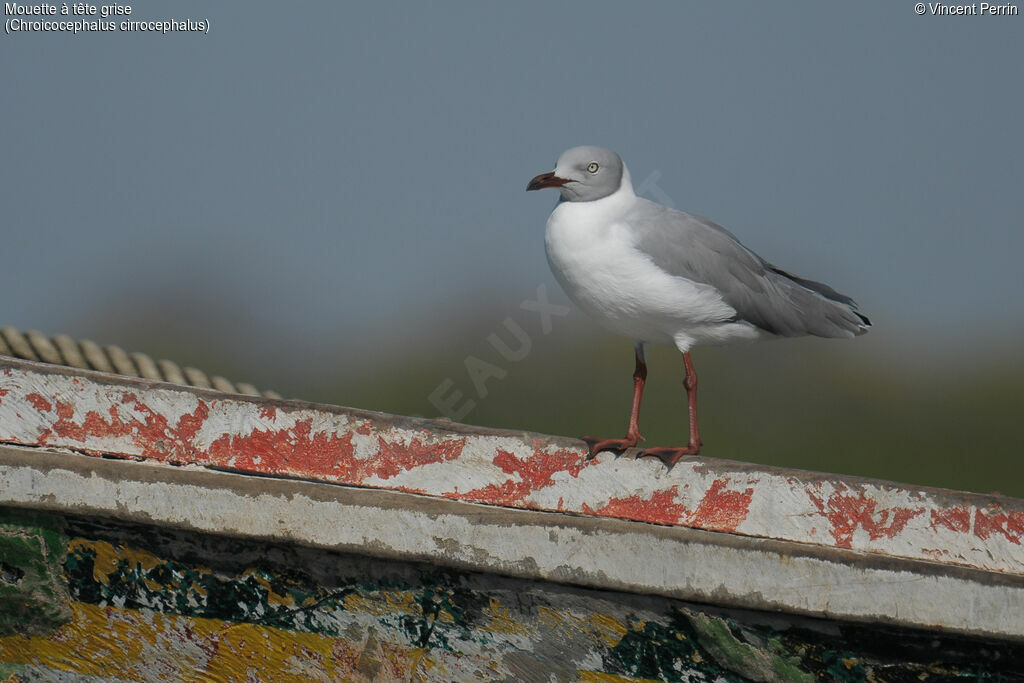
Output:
0,509,71,636
2,511,1020,681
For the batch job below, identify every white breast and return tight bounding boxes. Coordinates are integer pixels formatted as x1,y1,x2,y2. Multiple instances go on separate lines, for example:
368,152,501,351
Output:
544,191,758,351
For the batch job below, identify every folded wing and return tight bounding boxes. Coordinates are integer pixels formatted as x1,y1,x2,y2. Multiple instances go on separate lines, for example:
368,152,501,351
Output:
628,200,870,338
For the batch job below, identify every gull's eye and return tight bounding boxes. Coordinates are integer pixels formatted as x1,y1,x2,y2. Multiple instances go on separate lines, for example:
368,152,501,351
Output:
586,162,599,174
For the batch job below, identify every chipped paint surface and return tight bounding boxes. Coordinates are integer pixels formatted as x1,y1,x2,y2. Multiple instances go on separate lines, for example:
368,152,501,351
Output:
1,519,1020,682
2,358,1024,578
4,444,1024,642
0,510,71,636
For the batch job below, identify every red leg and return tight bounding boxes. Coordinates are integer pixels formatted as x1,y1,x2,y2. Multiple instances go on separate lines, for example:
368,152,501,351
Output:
582,345,647,459
639,351,702,466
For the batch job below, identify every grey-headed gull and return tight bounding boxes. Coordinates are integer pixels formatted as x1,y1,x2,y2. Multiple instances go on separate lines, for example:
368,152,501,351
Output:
527,146,870,466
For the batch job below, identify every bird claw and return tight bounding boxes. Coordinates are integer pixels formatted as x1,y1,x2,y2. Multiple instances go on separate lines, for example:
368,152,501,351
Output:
581,436,639,459
637,445,701,468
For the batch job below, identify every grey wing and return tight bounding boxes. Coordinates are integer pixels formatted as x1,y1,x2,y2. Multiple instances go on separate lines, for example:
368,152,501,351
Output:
628,200,870,338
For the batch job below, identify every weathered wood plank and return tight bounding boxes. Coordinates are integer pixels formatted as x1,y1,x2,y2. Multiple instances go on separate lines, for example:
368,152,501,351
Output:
1,510,1020,682
1,357,1022,578
2,444,1023,643
3,356,1024,680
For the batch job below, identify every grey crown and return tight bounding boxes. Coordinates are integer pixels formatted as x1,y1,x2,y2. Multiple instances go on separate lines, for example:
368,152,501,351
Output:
555,146,625,202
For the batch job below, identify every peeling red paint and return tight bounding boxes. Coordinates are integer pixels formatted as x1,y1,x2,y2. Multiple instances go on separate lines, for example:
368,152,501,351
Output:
368,434,467,481
209,418,356,478
586,487,690,526
561,476,757,533
26,393,52,412
50,398,210,462
259,406,277,421
930,505,971,534
974,508,1024,545
207,419,466,487
691,479,755,533
808,487,925,549
454,447,592,507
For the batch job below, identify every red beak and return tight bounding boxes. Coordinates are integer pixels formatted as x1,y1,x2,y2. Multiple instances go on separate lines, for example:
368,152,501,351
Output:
526,171,570,191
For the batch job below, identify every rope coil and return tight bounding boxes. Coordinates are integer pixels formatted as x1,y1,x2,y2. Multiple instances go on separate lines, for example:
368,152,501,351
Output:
0,326,280,399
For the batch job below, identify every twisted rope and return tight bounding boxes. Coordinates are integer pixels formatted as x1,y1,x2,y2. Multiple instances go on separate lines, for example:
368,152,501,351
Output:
0,326,281,399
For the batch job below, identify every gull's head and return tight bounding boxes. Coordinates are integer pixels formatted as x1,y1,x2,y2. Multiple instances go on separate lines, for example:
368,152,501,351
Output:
527,146,625,202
